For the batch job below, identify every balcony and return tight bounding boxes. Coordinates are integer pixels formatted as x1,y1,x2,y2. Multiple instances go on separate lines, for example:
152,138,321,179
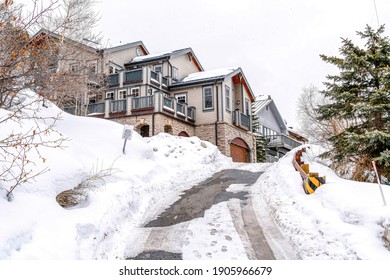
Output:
111,99,126,113
107,73,119,87
265,134,302,150
87,102,105,115
232,109,251,130
124,69,143,85
86,92,195,123
106,67,170,89
132,95,154,110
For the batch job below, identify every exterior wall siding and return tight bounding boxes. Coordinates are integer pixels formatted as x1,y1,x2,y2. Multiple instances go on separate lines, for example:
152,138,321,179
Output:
170,55,201,80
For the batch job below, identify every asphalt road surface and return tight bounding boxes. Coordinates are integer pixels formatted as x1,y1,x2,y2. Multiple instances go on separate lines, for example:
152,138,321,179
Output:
127,167,297,260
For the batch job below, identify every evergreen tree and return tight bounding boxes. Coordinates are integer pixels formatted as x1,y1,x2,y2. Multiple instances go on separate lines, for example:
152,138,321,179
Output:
252,103,266,162
317,25,390,181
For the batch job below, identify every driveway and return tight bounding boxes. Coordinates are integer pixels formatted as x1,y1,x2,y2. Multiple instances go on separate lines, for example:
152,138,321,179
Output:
126,165,297,260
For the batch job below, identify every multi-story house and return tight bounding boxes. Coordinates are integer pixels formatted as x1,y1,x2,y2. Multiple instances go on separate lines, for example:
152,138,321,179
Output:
87,48,256,162
253,95,306,162
33,29,257,162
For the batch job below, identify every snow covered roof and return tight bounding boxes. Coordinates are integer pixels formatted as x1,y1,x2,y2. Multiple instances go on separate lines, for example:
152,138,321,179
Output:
126,48,203,70
182,67,238,83
253,95,287,133
170,67,255,102
104,41,149,55
253,95,273,115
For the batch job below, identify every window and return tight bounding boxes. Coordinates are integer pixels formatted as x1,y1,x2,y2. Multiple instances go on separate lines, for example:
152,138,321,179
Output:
225,86,231,111
70,63,79,73
118,89,127,99
48,64,57,73
203,86,213,110
87,60,97,74
109,66,119,74
175,93,187,104
130,87,140,97
245,98,250,116
154,64,162,74
173,67,179,80
106,91,114,99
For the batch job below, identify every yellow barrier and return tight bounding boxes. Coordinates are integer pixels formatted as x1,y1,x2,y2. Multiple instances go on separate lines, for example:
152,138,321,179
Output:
304,176,326,194
292,148,326,195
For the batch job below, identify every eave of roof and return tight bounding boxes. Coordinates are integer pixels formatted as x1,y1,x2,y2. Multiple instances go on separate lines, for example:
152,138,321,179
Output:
124,47,203,71
104,41,149,54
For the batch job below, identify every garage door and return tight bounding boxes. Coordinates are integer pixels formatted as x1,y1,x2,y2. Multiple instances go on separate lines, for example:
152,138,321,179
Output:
230,138,249,163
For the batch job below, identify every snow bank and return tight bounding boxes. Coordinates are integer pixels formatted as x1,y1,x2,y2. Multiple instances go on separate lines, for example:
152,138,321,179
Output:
257,145,390,259
0,91,232,259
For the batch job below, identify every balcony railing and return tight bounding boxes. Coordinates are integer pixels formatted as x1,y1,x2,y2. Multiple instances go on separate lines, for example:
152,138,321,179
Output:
265,134,302,149
162,77,168,87
187,106,196,120
111,99,126,112
88,102,105,115
176,102,186,116
107,73,119,86
124,69,142,84
132,95,154,110
87,93,196,123
232,109,251,130
163,96,174,110
150,70,158,82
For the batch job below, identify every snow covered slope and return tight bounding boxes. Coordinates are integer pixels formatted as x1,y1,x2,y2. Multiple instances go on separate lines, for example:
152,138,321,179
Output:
1,91,389,260
257,146,390,259
0,92,232,259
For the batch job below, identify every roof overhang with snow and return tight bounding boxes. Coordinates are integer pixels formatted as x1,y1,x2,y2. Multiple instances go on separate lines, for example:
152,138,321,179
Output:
170,67,255,102
254,96,287,132
124,48,203,71
104,41,149,55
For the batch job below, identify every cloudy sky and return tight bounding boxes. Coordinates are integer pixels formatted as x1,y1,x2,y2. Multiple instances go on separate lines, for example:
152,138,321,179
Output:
96,0,390,128
19,0,390,128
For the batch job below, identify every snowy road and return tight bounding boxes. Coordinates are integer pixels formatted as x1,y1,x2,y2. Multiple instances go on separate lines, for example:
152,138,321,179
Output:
126,166,298,260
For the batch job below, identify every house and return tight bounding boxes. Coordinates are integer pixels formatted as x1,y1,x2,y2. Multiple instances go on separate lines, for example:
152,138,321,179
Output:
30,29,106,115
87,49,256,162
32,29,257,162
253,95,304,162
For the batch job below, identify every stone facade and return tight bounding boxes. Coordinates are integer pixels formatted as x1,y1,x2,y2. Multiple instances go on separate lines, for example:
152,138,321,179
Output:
195,122,256,162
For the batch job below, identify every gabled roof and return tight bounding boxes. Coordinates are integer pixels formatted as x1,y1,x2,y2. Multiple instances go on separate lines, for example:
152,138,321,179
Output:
125,47,203,71
253,95,287,133
31,29,98,52
104,41,149,55
170,67,255,102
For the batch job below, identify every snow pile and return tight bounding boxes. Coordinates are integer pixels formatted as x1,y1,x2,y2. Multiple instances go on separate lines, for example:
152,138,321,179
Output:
0,91,232,259
257,145,390,259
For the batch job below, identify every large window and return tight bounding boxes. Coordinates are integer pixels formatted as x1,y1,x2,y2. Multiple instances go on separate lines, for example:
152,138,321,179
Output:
225,86,231,111
203,86,214,110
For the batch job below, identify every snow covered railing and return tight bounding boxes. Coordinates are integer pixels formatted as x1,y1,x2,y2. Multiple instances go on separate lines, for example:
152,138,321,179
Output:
292,148,326,195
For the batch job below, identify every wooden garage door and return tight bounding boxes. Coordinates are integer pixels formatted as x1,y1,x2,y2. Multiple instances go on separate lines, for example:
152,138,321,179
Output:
230,144,248,162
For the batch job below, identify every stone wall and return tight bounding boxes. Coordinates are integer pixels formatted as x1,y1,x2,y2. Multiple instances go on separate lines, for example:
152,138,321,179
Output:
195,122,256,162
